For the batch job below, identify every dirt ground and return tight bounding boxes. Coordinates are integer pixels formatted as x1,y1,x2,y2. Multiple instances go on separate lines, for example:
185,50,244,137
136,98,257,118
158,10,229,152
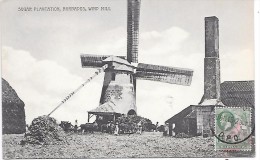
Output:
2,132,254,159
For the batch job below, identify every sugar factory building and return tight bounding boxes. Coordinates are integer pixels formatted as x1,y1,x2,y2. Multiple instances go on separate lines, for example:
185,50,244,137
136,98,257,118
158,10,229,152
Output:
166,16,255,137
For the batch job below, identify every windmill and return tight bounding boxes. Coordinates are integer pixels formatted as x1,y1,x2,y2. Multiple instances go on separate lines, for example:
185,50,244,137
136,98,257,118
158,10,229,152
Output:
81,0,194,121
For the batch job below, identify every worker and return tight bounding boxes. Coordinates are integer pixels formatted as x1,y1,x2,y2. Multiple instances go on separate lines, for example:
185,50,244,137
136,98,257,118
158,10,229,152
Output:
137,121,142,135
155,122,159,132
74,120,78,133
163,123,169,136
114,122,119,136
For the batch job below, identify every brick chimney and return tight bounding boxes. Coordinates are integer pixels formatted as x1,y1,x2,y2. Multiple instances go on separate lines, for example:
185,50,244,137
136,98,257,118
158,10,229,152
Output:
200,16,221,104
127,0,141,63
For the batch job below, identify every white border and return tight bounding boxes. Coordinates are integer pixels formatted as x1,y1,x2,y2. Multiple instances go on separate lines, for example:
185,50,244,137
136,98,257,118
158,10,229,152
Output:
0,0,259,159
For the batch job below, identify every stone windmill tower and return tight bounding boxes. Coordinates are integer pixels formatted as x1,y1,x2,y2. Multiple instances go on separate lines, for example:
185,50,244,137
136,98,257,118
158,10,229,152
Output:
81,0,193,119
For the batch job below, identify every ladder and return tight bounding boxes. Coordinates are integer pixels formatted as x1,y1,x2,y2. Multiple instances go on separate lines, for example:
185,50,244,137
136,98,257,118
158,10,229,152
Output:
47,64,108,116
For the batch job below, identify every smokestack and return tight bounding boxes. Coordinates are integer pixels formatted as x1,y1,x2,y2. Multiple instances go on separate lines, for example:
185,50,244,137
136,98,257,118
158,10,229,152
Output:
200,16,221,104
127,0,141,63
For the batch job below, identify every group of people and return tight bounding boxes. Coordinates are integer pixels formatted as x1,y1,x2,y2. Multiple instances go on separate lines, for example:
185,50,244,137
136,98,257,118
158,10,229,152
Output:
114,121,143,135
72,120,142,135
72,119,169,135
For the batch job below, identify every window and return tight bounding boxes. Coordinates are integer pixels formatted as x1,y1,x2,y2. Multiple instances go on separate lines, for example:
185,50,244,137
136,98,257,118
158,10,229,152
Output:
112,73,116,81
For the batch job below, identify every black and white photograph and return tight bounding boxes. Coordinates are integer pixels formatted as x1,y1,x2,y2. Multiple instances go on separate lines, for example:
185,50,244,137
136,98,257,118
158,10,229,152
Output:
0,0,258,159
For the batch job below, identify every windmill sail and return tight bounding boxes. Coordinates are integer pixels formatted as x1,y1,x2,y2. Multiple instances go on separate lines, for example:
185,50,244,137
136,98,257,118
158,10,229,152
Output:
81,54,126,68
136,63,193,86
127,0,141,63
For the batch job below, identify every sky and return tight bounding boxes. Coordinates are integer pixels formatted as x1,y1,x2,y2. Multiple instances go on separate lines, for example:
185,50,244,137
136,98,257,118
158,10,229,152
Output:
0,0,255,125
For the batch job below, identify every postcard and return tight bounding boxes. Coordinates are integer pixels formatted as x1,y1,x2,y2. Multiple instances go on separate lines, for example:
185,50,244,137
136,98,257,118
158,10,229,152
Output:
1,0,257,159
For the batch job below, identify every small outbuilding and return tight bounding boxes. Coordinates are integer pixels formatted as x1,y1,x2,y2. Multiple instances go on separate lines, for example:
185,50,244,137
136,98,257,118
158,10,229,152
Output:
88,101,122,123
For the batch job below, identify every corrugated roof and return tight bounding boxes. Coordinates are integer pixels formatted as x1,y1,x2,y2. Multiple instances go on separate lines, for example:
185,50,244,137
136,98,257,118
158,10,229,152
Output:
165,105,195,123
221,81,254,92
220,81,254,107
88,101,119,114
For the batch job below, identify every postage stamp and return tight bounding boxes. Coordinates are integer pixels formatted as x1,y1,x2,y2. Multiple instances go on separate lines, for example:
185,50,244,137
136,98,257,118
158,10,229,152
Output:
215,107,252,151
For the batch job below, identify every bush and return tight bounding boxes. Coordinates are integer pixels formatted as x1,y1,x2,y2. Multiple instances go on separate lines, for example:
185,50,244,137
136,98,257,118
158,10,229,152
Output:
117,115,156,132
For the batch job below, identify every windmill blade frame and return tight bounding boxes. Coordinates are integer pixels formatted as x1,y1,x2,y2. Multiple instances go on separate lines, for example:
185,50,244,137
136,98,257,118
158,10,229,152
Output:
135,63,193,86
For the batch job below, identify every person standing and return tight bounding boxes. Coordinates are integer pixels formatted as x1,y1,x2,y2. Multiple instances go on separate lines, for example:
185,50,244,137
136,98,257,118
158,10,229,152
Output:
155,122,159,132
114,122,119,136
137,121,142,135
163,123,169,136
74,119,78,133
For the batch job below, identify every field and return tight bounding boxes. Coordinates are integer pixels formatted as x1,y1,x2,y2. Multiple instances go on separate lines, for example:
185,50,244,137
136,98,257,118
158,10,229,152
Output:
2,132,254,159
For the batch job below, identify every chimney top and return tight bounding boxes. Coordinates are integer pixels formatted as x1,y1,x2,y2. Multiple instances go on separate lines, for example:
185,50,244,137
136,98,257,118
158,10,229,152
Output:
205,16,219,21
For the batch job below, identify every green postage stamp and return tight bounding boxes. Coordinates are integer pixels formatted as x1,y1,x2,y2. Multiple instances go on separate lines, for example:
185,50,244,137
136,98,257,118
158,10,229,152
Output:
215,107,253,151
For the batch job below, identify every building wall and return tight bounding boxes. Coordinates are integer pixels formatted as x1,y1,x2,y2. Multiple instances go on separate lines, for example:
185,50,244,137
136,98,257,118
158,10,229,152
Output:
173,120,189,135
100,68,136,115
196,106,214,137
169,106,197,136
169,106,214,137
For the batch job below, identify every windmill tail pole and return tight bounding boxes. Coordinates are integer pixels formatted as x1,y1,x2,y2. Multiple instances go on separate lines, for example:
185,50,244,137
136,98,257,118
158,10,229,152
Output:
47,64,108,117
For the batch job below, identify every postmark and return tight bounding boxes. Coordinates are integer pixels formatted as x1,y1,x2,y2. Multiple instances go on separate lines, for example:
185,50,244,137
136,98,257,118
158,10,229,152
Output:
215,106,252,151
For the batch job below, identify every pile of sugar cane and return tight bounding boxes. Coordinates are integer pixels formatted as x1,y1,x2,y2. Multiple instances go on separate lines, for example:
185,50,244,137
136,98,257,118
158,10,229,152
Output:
21,115,67,145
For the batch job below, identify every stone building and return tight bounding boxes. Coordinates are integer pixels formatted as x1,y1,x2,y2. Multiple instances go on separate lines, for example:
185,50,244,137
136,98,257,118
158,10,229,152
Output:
166,81,254,137
165,16,254,137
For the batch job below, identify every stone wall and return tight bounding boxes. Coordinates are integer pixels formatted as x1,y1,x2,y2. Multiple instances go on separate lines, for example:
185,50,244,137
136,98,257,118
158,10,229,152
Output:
196,106,214,137
204,58,220,100
203,16,221,101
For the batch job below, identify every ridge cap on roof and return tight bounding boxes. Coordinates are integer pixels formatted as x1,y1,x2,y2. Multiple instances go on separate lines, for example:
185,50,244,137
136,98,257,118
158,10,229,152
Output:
222,80,254,83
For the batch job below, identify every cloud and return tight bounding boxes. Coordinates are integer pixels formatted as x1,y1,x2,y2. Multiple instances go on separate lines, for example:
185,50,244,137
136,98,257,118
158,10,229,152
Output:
139,27,189,57
86,26,127,55
1,25,254,125
2,46,103,124
221,49,254,81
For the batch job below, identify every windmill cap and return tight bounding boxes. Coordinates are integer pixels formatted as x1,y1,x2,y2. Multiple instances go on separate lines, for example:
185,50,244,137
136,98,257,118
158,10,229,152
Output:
103,56,132,66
